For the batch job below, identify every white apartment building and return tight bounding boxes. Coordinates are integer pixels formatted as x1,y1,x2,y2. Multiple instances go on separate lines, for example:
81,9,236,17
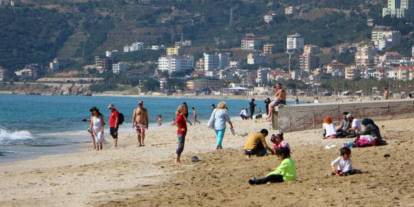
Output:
112,62,129,74
158,55,194,74
203,53,230,71
256,67,270,84
371,26,401,51
123,42,144,53
286,33,304,53
355,44,376,67
382,0,414,18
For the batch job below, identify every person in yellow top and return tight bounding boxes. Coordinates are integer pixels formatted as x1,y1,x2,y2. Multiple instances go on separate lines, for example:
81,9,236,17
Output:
244,129,272,157
249,147,296,185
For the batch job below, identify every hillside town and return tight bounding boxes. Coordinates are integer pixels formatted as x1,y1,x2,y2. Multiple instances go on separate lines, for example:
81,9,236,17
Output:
0,0,414,97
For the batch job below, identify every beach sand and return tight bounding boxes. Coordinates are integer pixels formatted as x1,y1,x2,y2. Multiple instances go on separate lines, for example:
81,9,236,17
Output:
1,117,414,207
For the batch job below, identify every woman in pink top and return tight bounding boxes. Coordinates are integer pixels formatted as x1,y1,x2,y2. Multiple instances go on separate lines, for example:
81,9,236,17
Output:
270,132,290,154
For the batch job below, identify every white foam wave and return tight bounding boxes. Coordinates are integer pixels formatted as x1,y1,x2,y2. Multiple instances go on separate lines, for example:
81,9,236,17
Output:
0,128,34,141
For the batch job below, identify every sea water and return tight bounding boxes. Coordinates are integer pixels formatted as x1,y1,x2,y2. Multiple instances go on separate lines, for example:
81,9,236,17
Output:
0,95,268,162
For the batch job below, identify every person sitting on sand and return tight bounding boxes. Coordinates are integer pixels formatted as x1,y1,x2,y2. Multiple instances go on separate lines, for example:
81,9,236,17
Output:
347,114,361,137
248,147,296,185
270,131,290,153
331,147,359,176
322,116,336,139
336,112,351,138
353,118,384,147
244,129,273,157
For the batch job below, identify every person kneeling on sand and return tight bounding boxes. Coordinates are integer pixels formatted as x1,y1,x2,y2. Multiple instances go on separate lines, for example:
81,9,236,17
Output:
248,147,296,185
244,129,273,157
270,131,290,154
352,118,385,147
331,147,360,176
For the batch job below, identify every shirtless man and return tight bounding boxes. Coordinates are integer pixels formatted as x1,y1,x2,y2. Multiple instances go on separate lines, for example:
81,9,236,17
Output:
132,101,149,146
267,83,287,121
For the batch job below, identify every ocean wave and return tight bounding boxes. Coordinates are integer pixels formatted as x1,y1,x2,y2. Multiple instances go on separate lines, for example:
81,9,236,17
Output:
0,128,34,143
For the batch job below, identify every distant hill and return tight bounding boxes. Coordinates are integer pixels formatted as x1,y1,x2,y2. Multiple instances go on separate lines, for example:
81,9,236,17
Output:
0,0,389,71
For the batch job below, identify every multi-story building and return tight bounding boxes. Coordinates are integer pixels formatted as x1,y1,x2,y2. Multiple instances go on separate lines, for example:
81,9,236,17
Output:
166,46,181,56
0,66,6,81
247,52,264,65
286,33,304,53
300,45,320,72
203,53,230,71
14,64,42,80
241,33,260,50
263,43,274,55
158,55,194,74
263,14,274,24
382,0,414,18
378,52,402,66
345,65,360,80
95,56,112,73
395,66,414,80
123,42,144,53
112,62,129,74
355,44,376,67
256,67,271,84
371,26,401,51
326,60,346,78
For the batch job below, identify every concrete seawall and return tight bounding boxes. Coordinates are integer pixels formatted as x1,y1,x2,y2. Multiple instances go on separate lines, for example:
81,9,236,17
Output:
275,99,414,132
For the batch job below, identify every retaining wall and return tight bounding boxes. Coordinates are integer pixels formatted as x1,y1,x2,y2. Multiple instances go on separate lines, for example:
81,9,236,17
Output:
274,100,414,132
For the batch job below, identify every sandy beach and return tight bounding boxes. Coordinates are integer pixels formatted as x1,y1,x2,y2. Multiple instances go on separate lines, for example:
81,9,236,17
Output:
1,117,413,207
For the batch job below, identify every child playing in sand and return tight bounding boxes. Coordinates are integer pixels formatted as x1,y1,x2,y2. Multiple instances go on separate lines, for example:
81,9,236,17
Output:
270,131,290,153
331,147,356,176
248,147,296,185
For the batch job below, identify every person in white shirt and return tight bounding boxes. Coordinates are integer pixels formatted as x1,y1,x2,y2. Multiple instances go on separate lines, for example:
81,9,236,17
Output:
348,114,361,137
239,108,248,120
313,97,319,104
208,102,234,150
331,147,353,176
322,116,336,139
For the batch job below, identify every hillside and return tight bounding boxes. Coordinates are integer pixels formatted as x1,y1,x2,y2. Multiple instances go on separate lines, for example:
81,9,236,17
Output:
0,0,388,71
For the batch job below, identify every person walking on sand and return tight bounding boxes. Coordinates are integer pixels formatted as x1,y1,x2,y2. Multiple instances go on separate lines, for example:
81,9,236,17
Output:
191,107,201,124
108,104,120,148
249,98,256,119
267,83,287,121
208,101,234,150
90,107,105,151
132,101,149,147
175,104,188,164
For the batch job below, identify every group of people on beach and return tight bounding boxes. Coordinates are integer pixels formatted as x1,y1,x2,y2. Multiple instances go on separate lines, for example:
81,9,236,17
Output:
86,81,387,186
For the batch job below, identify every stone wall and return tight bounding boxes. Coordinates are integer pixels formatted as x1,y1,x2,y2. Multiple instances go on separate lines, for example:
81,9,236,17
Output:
274,100,414,132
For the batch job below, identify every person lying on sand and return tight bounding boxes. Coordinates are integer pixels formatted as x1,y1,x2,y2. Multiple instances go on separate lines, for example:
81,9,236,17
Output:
270,131,290,154
244,129,273,157
331,147,360,176
248,147,296,185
